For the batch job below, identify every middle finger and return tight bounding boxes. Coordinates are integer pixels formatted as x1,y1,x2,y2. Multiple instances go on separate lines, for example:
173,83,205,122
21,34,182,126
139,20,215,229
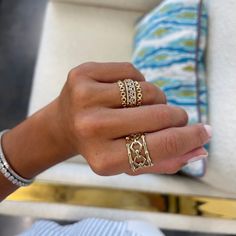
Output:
96,104,188,139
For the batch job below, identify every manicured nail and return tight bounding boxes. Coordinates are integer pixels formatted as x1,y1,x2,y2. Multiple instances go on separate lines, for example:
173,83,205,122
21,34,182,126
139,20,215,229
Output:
188,154,208,163
204,125,212,138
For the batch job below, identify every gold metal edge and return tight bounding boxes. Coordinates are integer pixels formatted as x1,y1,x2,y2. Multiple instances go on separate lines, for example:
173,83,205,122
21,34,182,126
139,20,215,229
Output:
6,181,236,220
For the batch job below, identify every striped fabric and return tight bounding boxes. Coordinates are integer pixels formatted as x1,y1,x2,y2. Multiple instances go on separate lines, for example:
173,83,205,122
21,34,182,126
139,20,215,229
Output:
132,0,208,177
19,218,164,236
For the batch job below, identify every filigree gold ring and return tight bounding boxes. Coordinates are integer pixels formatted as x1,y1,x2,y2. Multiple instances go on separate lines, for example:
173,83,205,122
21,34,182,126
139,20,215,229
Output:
125,133,154,172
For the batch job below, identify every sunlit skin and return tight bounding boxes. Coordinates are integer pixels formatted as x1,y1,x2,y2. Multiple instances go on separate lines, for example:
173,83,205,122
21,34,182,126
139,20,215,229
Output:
0,62,211,201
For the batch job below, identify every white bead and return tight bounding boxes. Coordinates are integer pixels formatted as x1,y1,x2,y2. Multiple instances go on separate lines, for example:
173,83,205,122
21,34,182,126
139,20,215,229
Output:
8,176,14,181
4,172,10,178
2,168,6,174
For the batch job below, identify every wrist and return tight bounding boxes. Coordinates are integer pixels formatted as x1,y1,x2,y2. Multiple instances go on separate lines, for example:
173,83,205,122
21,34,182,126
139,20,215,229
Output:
45,98,78,159
2,98,77,179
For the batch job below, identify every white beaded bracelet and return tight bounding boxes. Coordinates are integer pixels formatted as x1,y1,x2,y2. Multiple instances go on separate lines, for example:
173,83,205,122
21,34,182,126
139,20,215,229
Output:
0,130,34,187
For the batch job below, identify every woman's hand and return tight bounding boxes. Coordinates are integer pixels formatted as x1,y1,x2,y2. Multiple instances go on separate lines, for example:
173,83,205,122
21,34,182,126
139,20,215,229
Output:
54,62,210,176
0,62,211,200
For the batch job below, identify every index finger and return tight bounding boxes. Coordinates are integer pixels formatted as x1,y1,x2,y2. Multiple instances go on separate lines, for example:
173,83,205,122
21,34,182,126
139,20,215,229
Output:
74,62,145,83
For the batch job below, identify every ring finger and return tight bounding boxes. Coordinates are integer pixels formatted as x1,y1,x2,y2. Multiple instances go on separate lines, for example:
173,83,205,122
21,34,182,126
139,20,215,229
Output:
97,104,188,139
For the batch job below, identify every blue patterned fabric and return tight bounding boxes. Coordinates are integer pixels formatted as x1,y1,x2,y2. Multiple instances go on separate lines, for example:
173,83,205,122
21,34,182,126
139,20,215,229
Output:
132,0,208,177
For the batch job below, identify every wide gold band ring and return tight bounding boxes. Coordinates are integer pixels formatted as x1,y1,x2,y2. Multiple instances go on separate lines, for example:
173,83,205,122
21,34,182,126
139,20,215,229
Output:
125,133,154,172
117,79,143,108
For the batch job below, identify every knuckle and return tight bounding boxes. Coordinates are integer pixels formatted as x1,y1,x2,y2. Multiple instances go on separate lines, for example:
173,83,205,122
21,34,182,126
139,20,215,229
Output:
163,131,182,155
73,115,90,138
144,82,167,104
178,108,189,125
122,62,144,80
162,91,167,104
74,83,91,102
166,163,181,174
77,62,97,75
157,105,172,125
123,62,136,72
67,68,89,94
166,134,179,154
74,115,95,138
89,156,111,176
67,68,79,85
90,159,105,175
67,62,96,79
143,83,159,103
124,63,141,78
157,89,167,104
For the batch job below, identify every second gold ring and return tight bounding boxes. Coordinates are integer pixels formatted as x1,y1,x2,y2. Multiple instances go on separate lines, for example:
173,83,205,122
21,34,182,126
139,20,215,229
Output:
126,133,154,172
117,79,143,108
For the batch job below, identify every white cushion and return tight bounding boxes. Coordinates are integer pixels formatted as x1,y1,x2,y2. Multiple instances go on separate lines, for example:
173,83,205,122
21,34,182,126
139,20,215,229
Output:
52,0,161,12
29,2,143,113
28,0,236,196
201,0,236,192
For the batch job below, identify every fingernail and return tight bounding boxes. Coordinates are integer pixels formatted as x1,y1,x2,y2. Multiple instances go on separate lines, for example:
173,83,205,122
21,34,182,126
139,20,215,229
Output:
204,125,212,138
188,154,208,163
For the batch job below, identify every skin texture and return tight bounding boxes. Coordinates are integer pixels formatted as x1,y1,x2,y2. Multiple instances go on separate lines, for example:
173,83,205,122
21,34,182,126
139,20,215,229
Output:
0,62,210,201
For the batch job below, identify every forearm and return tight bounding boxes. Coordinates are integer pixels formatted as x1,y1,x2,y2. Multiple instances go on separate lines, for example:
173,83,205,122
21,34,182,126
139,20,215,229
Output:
0,98,76,201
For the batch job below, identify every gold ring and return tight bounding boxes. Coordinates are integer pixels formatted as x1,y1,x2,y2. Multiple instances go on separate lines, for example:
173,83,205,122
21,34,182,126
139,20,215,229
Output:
117,80,127,107
134,81,142,106
126,133,154,172
117,79,143,108
124,79,137,107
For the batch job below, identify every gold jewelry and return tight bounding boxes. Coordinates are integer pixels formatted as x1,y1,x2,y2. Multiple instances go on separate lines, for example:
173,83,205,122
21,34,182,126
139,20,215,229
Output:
134,81,142,106
126,133,154,172
117,79,143,108
123,79,137,107
117,80,127,107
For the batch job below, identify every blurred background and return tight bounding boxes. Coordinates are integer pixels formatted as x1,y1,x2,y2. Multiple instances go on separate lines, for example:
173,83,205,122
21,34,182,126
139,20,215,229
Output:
0,0,47,131
0,0,234,235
